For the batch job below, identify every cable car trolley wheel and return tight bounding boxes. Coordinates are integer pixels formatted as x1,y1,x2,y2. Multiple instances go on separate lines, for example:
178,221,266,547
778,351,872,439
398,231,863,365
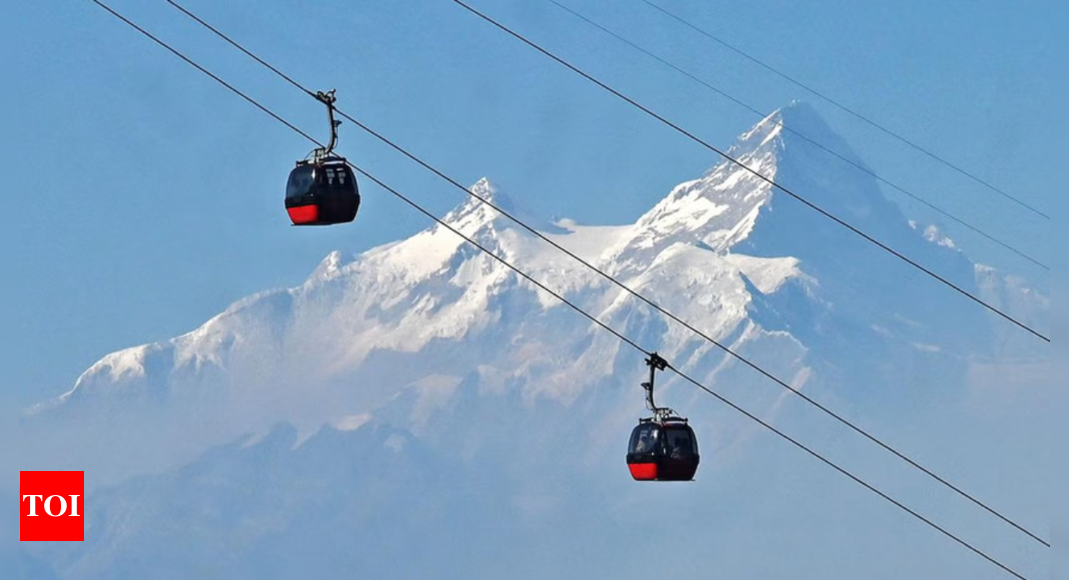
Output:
625,353,700,482
284,90,361,226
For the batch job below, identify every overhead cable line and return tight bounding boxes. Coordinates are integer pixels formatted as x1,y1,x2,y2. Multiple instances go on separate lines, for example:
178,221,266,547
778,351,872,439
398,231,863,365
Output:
360,169,1034,580
638,0,1049,221
450,0,1049,344
542,0,1047,273
84,5,1039,574
162,0,1050,548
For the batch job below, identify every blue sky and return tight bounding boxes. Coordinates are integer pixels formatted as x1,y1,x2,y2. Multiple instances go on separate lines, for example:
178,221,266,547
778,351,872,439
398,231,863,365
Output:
9,0,1053,405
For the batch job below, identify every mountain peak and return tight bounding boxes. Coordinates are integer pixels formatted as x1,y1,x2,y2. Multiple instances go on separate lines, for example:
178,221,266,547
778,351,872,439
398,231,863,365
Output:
440,178,563,236
470,177,501,201
467,177,515,210
22,101,1043,494
736,100,870,173
617,101,910,272
777,100,824,124
441,177,514,232
731,101,829,155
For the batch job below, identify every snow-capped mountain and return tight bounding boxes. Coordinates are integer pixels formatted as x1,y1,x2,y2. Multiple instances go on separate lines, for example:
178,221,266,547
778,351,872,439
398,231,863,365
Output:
18,102,1049,579
21,102,1045,477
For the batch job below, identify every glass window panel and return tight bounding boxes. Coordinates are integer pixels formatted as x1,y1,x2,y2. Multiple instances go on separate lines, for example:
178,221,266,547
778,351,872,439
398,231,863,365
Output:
629,424,659,454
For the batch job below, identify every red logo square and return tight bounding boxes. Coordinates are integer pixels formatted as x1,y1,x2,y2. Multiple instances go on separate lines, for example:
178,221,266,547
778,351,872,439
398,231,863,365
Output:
20,471,85,542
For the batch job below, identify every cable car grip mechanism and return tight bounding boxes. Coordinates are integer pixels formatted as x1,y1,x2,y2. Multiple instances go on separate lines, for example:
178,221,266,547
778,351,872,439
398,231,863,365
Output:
312,89,342,161
642,352,677,423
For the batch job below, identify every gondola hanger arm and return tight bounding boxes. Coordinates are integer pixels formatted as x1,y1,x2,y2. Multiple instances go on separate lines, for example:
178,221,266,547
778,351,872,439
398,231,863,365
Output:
313,89,341,159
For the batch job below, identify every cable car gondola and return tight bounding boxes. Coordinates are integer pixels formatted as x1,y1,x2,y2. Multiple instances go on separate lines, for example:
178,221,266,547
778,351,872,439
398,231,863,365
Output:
285,90,360,226
626,353,700,481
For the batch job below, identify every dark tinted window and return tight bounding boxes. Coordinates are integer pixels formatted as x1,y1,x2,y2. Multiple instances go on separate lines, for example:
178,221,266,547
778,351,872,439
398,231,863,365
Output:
327,165,354,191
286,166,315,199
628,424,659,454
664,427,697,457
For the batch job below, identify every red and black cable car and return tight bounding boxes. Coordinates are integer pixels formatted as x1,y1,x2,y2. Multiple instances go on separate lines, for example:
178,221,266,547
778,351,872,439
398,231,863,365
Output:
285,157,359,226
284,89,360,227
626,354,700,481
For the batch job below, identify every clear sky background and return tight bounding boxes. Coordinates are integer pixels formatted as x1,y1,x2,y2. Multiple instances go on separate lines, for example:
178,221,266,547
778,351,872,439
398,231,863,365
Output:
8,0,1054,406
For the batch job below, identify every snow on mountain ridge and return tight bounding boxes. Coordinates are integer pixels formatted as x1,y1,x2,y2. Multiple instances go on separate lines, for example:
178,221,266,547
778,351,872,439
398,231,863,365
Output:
38,104,835,415
441,177,511,233
613,104,850,269
441,177,567,237
10,106,871,411
20,102,1044,485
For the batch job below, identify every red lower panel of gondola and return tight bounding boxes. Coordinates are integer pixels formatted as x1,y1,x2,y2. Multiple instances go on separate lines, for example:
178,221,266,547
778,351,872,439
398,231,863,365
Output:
628,462,659,481
287,204,319,225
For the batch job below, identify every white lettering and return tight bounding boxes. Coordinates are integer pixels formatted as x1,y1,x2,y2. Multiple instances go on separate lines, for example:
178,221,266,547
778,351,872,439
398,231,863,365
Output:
43,495,68,517
69,495,81,517
22,494,43,516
